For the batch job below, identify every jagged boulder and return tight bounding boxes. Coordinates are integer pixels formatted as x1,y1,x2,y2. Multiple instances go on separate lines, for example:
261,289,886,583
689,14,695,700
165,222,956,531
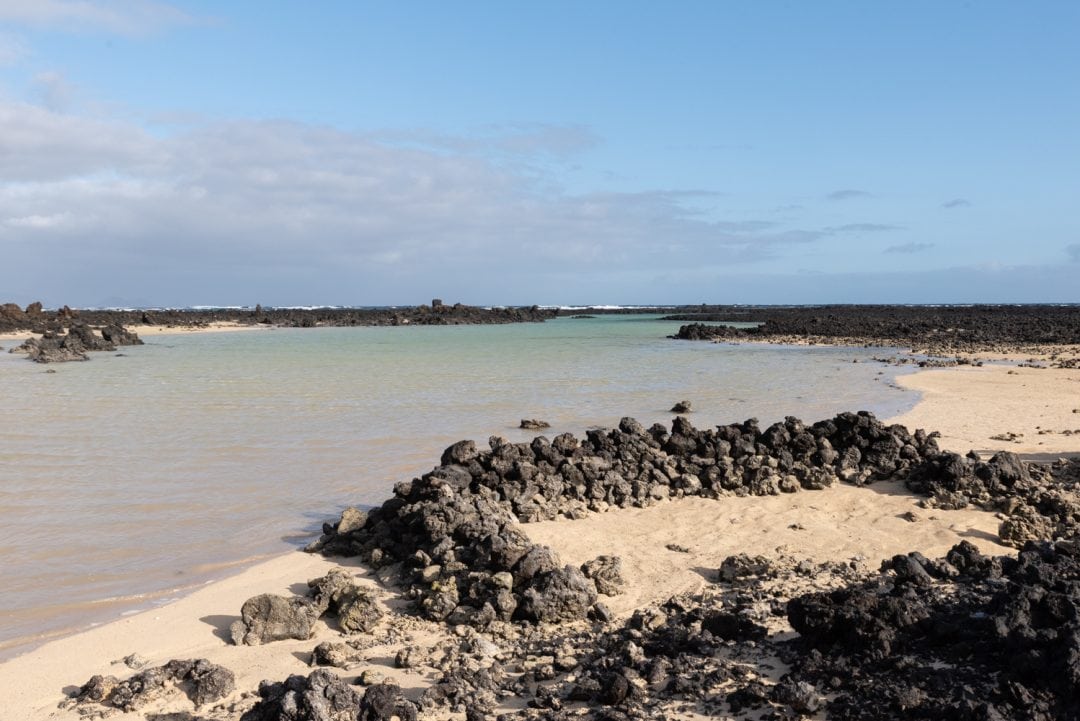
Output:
231,594,321,645
581,555,625,596
518,566,598,623
101,323,144,346
16,333,89,362
241,669,363,721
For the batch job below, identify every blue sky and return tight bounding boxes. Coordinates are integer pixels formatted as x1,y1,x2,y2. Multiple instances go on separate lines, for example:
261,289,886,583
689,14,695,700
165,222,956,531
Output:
0,1,1077,307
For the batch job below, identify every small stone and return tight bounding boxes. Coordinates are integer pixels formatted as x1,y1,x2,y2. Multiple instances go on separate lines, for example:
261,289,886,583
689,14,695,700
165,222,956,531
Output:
359,668,385,685
121,653,148,670
336,506,367,535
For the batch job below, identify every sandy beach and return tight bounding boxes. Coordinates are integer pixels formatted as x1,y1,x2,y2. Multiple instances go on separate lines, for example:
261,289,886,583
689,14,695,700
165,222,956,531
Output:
0,322,266,345
1,357,1078,719
891,362,1080,455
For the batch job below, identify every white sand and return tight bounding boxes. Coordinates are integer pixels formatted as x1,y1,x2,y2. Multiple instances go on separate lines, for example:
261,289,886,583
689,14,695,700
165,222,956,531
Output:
0,322,266,344
529,480,1009,617
891,364,1080,454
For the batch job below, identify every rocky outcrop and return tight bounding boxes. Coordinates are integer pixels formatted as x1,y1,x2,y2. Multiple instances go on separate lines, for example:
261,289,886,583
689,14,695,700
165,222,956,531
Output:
68,658,234,713
520,419,551,430
667,304,1080,356
10,321,143,362
101,323,144,346
670,323,749,341
14,333,90,363
66,322,117,351
0,301,557,334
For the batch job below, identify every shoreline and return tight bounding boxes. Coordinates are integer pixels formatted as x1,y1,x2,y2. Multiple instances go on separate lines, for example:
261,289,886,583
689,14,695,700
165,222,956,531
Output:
0,321,269,344
1,353,1079,718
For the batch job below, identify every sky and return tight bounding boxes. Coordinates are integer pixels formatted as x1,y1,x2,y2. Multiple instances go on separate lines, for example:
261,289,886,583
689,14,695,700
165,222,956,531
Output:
0,1,1078,307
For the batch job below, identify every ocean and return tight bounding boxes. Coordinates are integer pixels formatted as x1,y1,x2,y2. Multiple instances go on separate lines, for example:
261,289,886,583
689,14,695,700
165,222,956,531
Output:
0,314,918,658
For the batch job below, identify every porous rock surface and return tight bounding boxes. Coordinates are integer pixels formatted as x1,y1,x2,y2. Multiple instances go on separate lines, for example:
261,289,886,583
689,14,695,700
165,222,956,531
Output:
231,570,385,645
785,539,1080,720
239,670,416,721
68,658,234,713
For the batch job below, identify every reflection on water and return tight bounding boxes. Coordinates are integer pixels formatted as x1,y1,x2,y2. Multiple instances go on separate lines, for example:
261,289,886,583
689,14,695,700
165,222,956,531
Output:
0,316,917,656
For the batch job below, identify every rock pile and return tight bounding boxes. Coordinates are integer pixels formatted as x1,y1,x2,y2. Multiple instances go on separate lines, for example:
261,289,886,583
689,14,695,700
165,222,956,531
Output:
907,452,1080,547
307,412,945,630
11,321,143,363
240,670,417,721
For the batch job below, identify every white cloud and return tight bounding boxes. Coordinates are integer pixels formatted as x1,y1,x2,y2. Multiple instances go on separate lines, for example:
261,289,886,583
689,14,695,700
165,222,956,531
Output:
0,102,841,304
32,70,73,111
4,212,69,228
0,0,191,35
0,100,164,180
0,32,27,66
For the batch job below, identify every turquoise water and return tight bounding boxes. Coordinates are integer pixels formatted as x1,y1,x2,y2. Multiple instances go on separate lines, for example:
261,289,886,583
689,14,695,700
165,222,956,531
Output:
0,315,917,656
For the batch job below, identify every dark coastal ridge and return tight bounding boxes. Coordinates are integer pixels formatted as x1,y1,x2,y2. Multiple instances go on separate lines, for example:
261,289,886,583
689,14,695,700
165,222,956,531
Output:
5,301,1080,349
0,300,556,335
666,304,1080,357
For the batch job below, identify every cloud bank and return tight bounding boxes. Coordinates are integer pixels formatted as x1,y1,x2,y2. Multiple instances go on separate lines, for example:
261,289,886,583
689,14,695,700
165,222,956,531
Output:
0,100,839,306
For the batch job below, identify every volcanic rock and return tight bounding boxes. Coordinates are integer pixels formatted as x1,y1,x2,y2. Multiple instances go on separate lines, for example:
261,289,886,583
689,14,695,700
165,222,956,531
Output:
581,555,625,596
70,659,234,712
230,594,321,645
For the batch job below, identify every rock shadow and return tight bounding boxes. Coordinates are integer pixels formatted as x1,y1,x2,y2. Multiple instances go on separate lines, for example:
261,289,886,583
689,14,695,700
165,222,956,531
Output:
199,614,238,643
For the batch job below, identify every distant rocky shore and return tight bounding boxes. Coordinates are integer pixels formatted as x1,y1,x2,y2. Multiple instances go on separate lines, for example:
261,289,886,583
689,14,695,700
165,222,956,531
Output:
0,300,557,335
8,302,1080,360
668,304,1080,360
1,300,559,363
